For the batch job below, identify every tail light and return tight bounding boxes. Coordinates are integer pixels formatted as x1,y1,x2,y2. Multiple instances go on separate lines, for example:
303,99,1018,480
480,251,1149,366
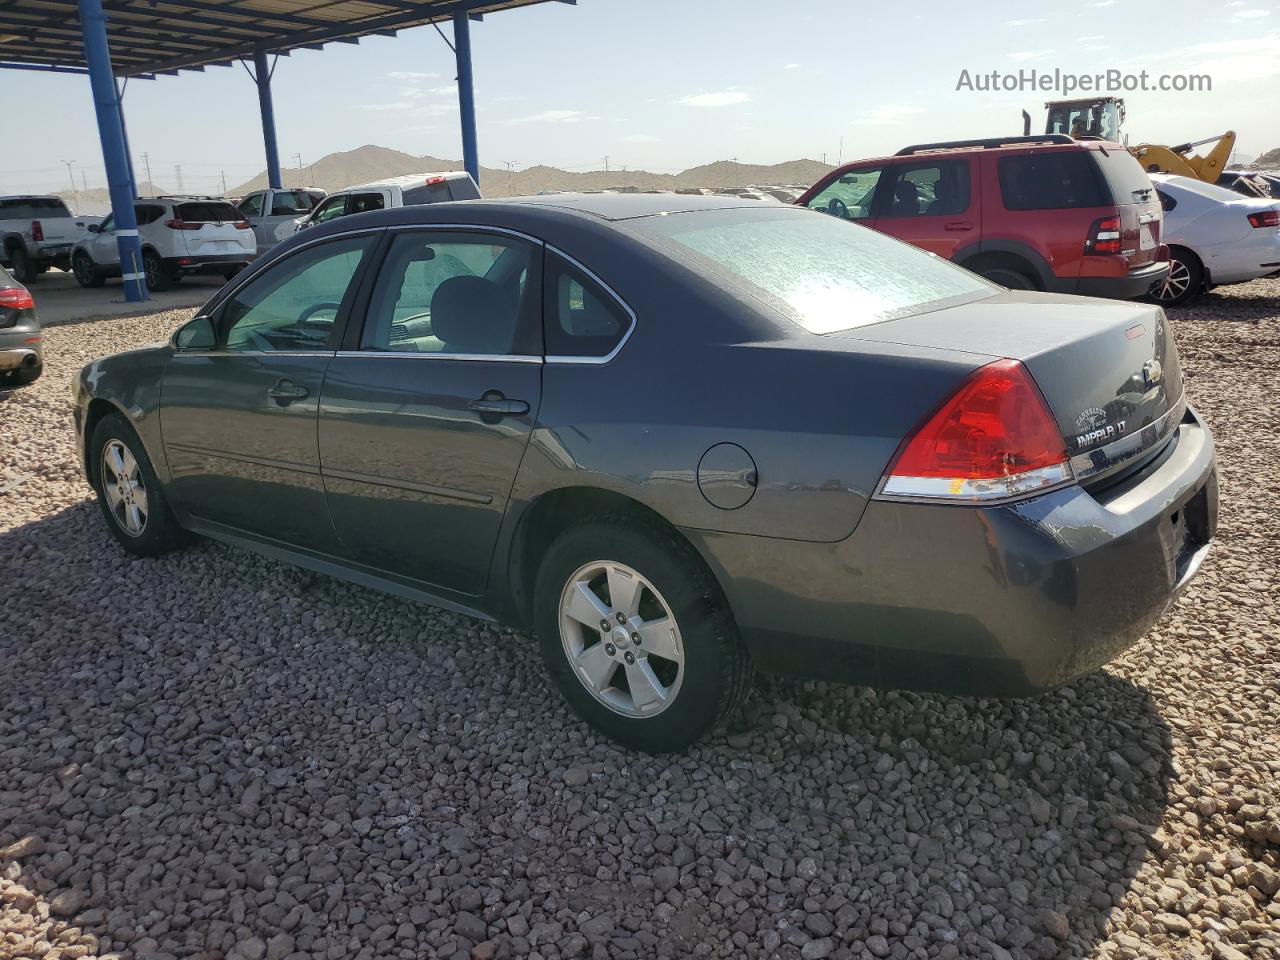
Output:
426,176,446,185
233,220,252,230
164,219,202,230
0,287,35,310
880,359,1072,502
1085,216,1122,255
31,220,44,242
1247,210,1280,228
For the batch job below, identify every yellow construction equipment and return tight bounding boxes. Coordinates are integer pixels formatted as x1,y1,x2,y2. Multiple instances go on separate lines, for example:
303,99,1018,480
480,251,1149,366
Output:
1129,134,1237,182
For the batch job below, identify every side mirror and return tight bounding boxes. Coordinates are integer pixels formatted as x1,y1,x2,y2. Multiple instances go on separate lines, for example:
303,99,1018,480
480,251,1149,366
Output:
172,315,216,351
87,223,101,233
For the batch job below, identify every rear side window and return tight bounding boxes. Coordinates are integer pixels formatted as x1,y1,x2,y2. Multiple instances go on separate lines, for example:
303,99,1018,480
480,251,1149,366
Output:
997,152,1107,210
543,252,631,358
176,202,243,222
136,205,166,225
0,198,73,219
1157,190,1177,213
1092,150,1155,204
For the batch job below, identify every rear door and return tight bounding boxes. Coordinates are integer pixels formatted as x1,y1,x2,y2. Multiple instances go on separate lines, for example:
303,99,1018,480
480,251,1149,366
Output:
172,200,256,260
160,233,377,551
873,157,979,258
318,228,542,597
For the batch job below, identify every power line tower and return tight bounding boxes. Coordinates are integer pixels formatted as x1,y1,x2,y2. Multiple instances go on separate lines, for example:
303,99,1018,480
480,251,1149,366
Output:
502,160,518,195
602,155,610,173
294,153,305,187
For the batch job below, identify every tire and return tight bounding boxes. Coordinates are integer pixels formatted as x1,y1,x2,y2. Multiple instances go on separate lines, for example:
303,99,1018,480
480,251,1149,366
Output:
2,365,42,387
10,246,39,284
89,412,187,557
223,266,243,281
142,250,175,292
1147,248,1203,307
978,266,1036,290
72,251,105,289
534,515,751,752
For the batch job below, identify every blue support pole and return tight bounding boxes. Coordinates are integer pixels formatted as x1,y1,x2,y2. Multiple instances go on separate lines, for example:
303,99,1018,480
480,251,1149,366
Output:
78,0,147,302
115,78,139,199
253,49,283,190
452,12,479,185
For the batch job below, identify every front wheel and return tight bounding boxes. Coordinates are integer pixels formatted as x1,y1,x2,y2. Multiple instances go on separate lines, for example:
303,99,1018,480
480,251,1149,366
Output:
534,517,751,752
90,413,187,556
72,251,104,288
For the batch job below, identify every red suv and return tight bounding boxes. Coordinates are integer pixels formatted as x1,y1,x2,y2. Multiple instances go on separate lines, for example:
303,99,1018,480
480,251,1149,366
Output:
796,135,1169,299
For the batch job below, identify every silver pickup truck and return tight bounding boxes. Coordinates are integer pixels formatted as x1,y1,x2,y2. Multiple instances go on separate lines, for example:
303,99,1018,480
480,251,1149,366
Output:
1,196,99,283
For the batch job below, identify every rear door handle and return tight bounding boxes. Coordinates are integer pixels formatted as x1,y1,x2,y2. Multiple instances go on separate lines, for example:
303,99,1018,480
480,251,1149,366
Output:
267,379,309,403
943,221,973,231
468,392,529,417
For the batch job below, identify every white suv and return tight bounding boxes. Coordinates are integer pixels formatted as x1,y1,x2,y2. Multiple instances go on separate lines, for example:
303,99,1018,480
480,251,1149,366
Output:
71,197,257,291
277,171,481,242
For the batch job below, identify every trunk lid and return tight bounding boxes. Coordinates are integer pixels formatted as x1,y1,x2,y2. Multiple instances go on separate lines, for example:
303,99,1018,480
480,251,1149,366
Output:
842,290,1185,484
1092,146,1163,267
174,201,256,257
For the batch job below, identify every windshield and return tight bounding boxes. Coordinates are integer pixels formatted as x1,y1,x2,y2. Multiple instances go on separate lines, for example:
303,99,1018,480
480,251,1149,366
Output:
630,207,994,333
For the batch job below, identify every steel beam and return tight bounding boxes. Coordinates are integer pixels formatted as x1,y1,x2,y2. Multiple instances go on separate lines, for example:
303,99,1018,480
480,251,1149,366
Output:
453,11,478,185
253,49,283,190
78,0,147,302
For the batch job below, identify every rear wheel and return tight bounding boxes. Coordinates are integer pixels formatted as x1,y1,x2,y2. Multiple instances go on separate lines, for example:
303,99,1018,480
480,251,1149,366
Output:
90,413,186,556
979,266,1036,290
534,516,751,752
1148,247,1202,307
2,364,41,387
142,250,175,291
10,247,39,284
72,251,104,288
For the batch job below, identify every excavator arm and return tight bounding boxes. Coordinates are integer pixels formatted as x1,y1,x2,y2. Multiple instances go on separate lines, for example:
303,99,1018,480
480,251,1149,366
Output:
1130,132,1236,182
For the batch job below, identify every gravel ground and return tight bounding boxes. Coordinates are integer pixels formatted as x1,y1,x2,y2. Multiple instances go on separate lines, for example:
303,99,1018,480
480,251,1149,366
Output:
2,283,1278,960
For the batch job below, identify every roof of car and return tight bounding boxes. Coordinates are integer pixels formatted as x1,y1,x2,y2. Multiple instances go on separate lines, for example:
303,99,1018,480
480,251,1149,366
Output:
493,192,772,221
834,137,1119,169
339,171,474,192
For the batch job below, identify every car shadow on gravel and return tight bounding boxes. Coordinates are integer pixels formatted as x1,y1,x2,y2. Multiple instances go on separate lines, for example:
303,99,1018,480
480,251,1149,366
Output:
1,502,1174,960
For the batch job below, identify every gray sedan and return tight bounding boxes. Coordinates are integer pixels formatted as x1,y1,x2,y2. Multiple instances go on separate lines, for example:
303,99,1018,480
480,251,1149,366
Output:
71,195,1218,751
0,265,41,386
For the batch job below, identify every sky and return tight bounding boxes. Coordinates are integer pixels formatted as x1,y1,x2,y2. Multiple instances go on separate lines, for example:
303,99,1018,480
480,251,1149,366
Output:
2,0,1278,197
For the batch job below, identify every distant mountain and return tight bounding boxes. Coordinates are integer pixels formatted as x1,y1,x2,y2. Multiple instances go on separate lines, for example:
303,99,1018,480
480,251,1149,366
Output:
229,144,834,198
1247,146,1280,171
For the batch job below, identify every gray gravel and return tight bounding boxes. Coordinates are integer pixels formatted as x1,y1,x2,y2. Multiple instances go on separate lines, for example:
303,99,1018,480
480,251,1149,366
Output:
2,283,1279,960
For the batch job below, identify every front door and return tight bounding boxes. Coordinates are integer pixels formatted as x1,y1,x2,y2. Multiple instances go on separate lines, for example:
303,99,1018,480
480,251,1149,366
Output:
319,228,543,597
237,192,269,248
160,233,378,551
88,213,122,269
873,158,979,259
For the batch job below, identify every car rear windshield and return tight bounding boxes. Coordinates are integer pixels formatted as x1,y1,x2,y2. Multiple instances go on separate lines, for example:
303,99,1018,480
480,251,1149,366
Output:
176,202,243,222
997,151,1109,210
402,181,455,205
0,197,73,219
631,207,994,334
1092,149,1156,203
270,190,316,215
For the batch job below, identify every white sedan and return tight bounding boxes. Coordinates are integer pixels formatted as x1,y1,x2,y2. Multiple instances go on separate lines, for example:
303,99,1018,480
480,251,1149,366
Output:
1149,174,1280,306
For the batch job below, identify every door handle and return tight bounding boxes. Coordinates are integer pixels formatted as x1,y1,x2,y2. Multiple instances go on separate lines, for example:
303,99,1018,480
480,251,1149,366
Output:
943,221,973,232
468,392,529,417
267,379,309,404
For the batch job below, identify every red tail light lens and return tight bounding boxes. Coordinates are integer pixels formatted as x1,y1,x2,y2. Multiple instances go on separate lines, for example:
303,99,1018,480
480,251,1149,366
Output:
31,220,44,242
164,219,202,230
1085,216,1122,255
1247,210,1280,228
233,220,252,230
0,287,35,310
881,359,1072,501
426,176,446,185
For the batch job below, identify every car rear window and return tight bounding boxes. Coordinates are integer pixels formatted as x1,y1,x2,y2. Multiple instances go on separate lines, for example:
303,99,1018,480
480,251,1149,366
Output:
403,181,455,205
997,151,1108,210
176,202,243,222
270,190,315,215
631,207,994,334
448,178,481,201
1092,149,1156,204
1,197,73,219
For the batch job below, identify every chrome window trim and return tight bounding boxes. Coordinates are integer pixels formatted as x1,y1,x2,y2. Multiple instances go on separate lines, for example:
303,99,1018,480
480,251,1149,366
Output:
173,350,336,359
385,221,544,245
333,350,542,364
543,245,637,366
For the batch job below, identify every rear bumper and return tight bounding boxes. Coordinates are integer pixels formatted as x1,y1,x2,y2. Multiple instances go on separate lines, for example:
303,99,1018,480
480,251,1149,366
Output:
0,347,42,371
1048,260,1169,300
163,253,253,274
686,405,1217,696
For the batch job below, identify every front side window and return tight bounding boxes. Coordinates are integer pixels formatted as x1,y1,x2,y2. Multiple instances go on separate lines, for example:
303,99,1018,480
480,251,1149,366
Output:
543,252,630,358
805,167,883,220
361,231,537,356
218,236,373,352
239,194,264,218
632,207,994,334
97,214,115,233
879,160,971,218
311,196,348,224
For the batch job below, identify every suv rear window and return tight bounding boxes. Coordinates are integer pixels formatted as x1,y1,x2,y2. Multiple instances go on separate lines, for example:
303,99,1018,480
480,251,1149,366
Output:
1092,149,1155,204
997,152,1108,210
1,197,73,219
176,202,243,222
632,207,993,334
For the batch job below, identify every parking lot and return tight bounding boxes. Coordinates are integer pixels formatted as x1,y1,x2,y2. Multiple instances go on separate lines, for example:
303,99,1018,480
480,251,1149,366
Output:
0,279,1277,960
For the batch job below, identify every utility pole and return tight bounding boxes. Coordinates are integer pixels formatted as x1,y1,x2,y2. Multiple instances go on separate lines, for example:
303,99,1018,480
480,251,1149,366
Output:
62,160,79,208
503,160,518,196
142,152,153,191
174,164,185,193
294,153,304,187
80,170,88,194
602,155,610,173
837,137,843,165
220,170,228,197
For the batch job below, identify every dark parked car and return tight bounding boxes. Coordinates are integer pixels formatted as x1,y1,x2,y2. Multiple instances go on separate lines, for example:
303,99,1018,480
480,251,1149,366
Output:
72,195,1217,751
0,265,41,386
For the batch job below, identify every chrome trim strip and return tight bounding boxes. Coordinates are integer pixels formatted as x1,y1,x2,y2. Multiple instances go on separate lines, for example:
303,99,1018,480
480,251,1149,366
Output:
165,441,321,476
332,350,542,364
1070,395,1186,482
322,466,492,504
876,463,1075,505
543,245,638,366
172,350,335,359
386,221,544,245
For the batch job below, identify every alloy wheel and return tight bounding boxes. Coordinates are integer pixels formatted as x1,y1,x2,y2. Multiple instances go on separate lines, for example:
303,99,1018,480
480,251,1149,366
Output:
1153,258,1190,303
558,560,685,718
100,438,148,537
73,255,93,286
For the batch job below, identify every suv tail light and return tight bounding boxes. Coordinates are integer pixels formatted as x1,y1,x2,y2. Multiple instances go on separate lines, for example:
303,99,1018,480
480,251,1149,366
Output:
880,359,1072,502
1247,210,1280,229
233,220,252,230
164,219,202,230
1085,216,1122,255
0,287,35,310
31,220,44,242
